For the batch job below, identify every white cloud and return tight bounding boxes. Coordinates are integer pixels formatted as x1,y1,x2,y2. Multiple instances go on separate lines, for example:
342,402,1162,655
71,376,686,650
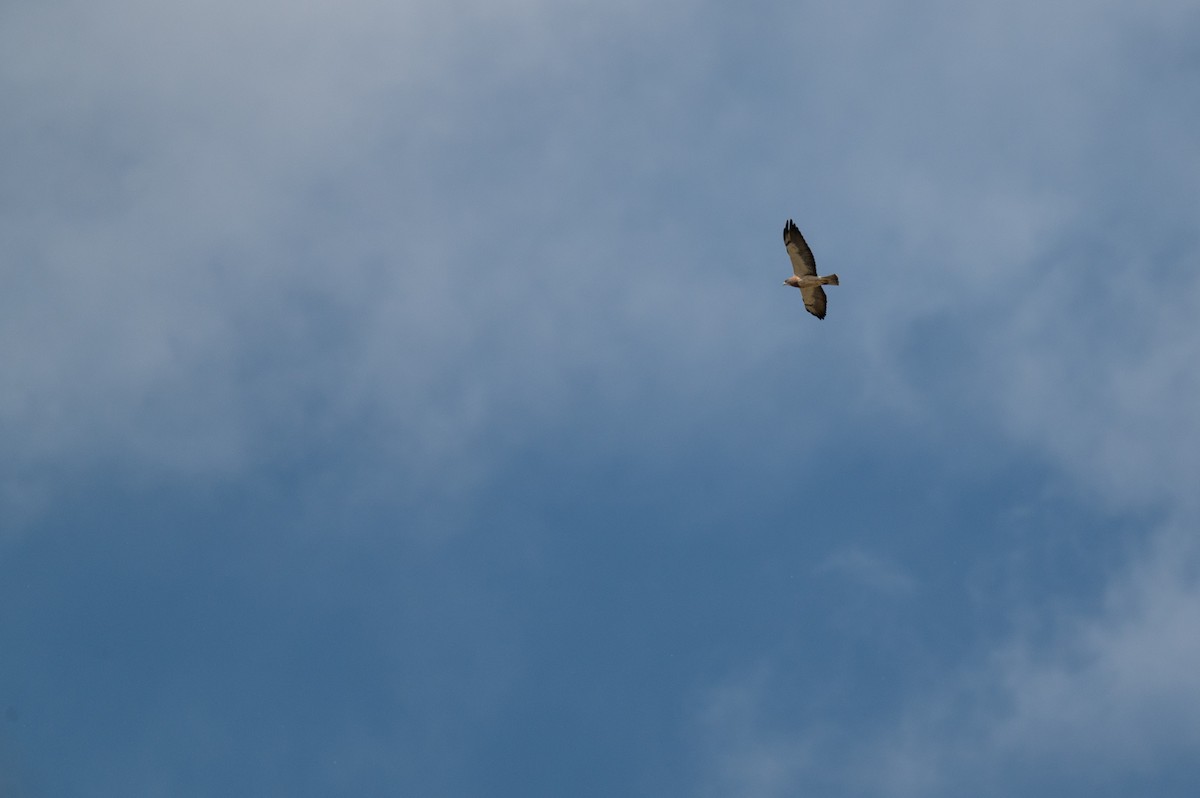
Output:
995,263,1200,509
691,523,1200,797
692,668,817,798
988,526,1200,764
0,0,717,495
855,523,1200,797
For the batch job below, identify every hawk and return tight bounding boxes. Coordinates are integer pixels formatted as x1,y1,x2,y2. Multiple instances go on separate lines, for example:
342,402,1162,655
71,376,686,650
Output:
782,219,839,319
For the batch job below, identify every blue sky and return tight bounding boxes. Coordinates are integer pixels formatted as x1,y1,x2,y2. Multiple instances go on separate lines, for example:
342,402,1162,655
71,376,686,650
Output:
2,0,1199,795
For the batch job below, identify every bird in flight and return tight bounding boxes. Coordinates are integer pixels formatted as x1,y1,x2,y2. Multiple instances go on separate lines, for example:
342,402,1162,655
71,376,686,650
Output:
782,219,839,319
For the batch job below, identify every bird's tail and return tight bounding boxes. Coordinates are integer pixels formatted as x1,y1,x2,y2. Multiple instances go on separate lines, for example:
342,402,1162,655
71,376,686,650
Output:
822,274,839,286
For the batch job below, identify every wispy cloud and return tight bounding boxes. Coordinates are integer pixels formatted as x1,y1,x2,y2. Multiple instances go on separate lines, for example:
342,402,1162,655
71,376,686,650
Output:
855,522,1200,797
816,547,916,596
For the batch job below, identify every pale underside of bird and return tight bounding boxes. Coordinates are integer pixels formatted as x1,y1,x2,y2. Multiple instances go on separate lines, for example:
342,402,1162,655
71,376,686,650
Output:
782,219,839,319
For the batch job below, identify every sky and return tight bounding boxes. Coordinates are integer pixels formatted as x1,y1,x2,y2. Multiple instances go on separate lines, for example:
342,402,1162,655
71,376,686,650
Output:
2,0,1199,795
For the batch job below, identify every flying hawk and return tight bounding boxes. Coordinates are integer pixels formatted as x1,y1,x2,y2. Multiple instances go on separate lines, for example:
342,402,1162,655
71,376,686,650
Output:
782,219,839,319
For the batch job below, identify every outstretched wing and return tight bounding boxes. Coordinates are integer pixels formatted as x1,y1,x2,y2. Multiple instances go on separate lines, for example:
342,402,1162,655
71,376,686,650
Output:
783,219,817,278
801,285,828,320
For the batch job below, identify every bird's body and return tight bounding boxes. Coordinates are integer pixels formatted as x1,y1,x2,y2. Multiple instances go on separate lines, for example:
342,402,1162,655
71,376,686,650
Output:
782,219,839,319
